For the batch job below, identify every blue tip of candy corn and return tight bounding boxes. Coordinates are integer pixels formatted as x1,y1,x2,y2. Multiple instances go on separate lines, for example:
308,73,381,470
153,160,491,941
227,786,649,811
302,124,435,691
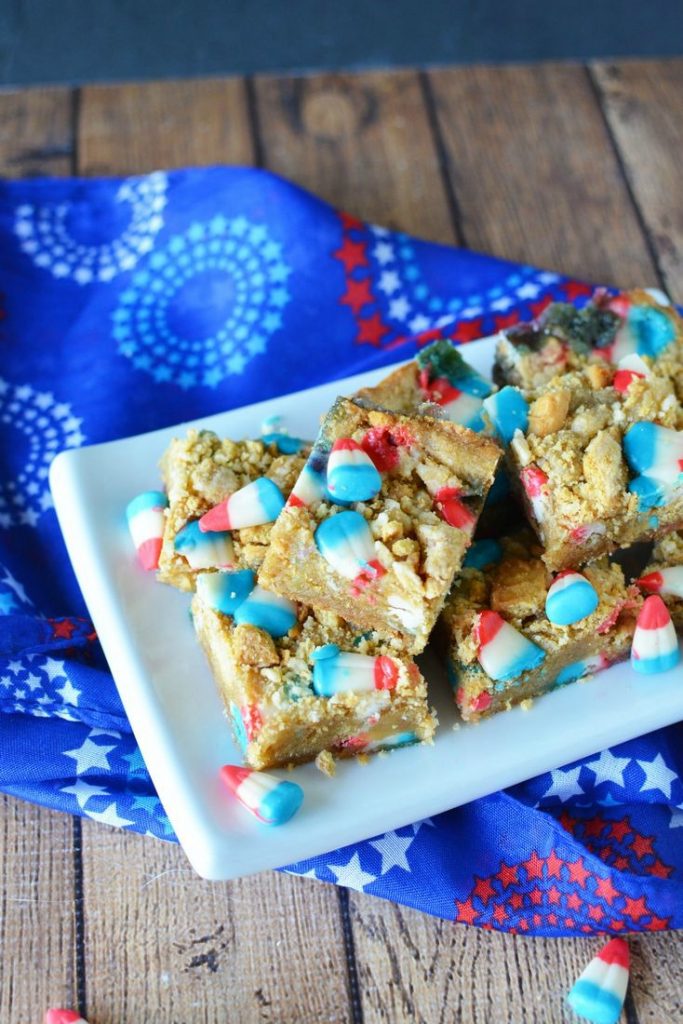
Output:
233,586,297,637
546,575,599,626
327,462,382,503
628,474,667,509
261,432,305,454
623,421,658,474
259,780,304,825
629,304,676,358
567,980,624,1024
482,387,529,445
632,649,680,674
126,490,168,520
196,569,256,614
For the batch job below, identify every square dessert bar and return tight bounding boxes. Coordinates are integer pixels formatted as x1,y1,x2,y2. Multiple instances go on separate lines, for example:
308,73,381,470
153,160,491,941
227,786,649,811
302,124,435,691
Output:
356,339,493,430
485,365,683,572
258,397,502,653
191,573,436,770
440,533,641,723
638,531,683,629
494,288,683,392
157,428,308,592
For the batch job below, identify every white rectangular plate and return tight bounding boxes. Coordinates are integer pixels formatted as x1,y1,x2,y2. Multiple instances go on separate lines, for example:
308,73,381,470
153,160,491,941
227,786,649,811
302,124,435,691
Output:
50,336,683,880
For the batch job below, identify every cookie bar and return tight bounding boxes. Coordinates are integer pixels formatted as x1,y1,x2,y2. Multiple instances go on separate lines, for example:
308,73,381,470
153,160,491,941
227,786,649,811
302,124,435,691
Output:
439,533,641,723
485,366,683,571
191,572,436,769
638,531,683,628
494,288,683,392
258,397,502,653
356,340,492,430
157,428,308,591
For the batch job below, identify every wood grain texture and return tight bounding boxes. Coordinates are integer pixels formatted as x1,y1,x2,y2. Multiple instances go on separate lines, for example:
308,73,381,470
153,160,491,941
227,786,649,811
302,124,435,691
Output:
78,78,255,175
253,70,457,244
0,86,73,176
80,825,352,1024
426,63,658,288
0,796,77,1019
348,898,629,1024
628,933,683,1023
592,59,683,302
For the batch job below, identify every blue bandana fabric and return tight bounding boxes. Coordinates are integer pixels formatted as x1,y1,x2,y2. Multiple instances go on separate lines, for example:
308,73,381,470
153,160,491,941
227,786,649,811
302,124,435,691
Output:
1,166,681,935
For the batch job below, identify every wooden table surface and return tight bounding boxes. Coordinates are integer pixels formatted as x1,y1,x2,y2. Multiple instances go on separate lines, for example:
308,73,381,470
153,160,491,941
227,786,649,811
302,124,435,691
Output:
2,59,683,1024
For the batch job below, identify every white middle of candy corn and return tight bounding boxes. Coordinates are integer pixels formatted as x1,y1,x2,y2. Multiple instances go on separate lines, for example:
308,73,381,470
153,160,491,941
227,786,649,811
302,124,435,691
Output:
637,566,683,599
475,610,546,682
174,519,235,570
315,510,385,583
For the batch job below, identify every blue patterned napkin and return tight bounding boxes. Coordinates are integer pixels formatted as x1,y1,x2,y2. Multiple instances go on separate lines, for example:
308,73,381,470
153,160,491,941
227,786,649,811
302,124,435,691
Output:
1,167,681,934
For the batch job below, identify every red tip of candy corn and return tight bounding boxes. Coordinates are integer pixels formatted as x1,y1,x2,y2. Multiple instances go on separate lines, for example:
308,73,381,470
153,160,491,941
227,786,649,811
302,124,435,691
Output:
199,501,230,533
474,610,504,649
137,536,162,571
597,937,630,970
374,656,399,691
636,571,664,594
220,764,251,793
45,1010,83,1024
637,594,672,630
331,438,362,452
435,487,476,530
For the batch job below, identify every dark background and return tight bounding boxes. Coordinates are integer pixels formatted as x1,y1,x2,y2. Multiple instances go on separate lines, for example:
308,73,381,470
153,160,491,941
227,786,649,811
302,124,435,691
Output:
1,0,683,87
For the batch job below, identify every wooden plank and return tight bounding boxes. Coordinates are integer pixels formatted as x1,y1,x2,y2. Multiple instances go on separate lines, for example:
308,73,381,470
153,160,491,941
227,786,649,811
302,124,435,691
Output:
75,76,352,1024
80,825,352,1024
0,87,73,176
629,933,683,1022
348,899,631,1024
0,796,77,1018
426,63,658,288
253,70,457,243
78,78,255,175
592,59,683,302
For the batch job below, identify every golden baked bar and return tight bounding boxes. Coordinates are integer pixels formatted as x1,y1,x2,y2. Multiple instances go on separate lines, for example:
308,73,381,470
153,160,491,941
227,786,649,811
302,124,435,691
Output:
191,579,436,770
157,428,308,591
258,397,502,653
439,533,641,723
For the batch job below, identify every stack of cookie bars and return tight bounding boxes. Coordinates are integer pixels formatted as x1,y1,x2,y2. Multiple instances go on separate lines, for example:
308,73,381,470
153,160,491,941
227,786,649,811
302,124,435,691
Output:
154,286,682,769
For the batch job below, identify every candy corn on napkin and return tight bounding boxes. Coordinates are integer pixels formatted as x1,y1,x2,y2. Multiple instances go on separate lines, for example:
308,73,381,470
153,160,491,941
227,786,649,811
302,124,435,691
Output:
1,167,681,934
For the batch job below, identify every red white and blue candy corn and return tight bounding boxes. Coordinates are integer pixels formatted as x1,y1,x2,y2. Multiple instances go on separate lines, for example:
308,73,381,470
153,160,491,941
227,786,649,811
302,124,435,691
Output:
555,653,611,686
233,584,297,638
174,519,235,570
637,565,683,599
545,570,599,626
623,422,683,509
45,1012,89,1024
604,292,677,361
631,594,680,674
482,386,529,445
567,937,630,1024
315,510,385,585
220,765,303,826
327,438,382,503
199,477,285,532
197,569,297,637
126,490,168,570
474,610,546,682
311,644,399,697
415,340,492,430
287,449,328,508
520,464,549,523
612,352,650,393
